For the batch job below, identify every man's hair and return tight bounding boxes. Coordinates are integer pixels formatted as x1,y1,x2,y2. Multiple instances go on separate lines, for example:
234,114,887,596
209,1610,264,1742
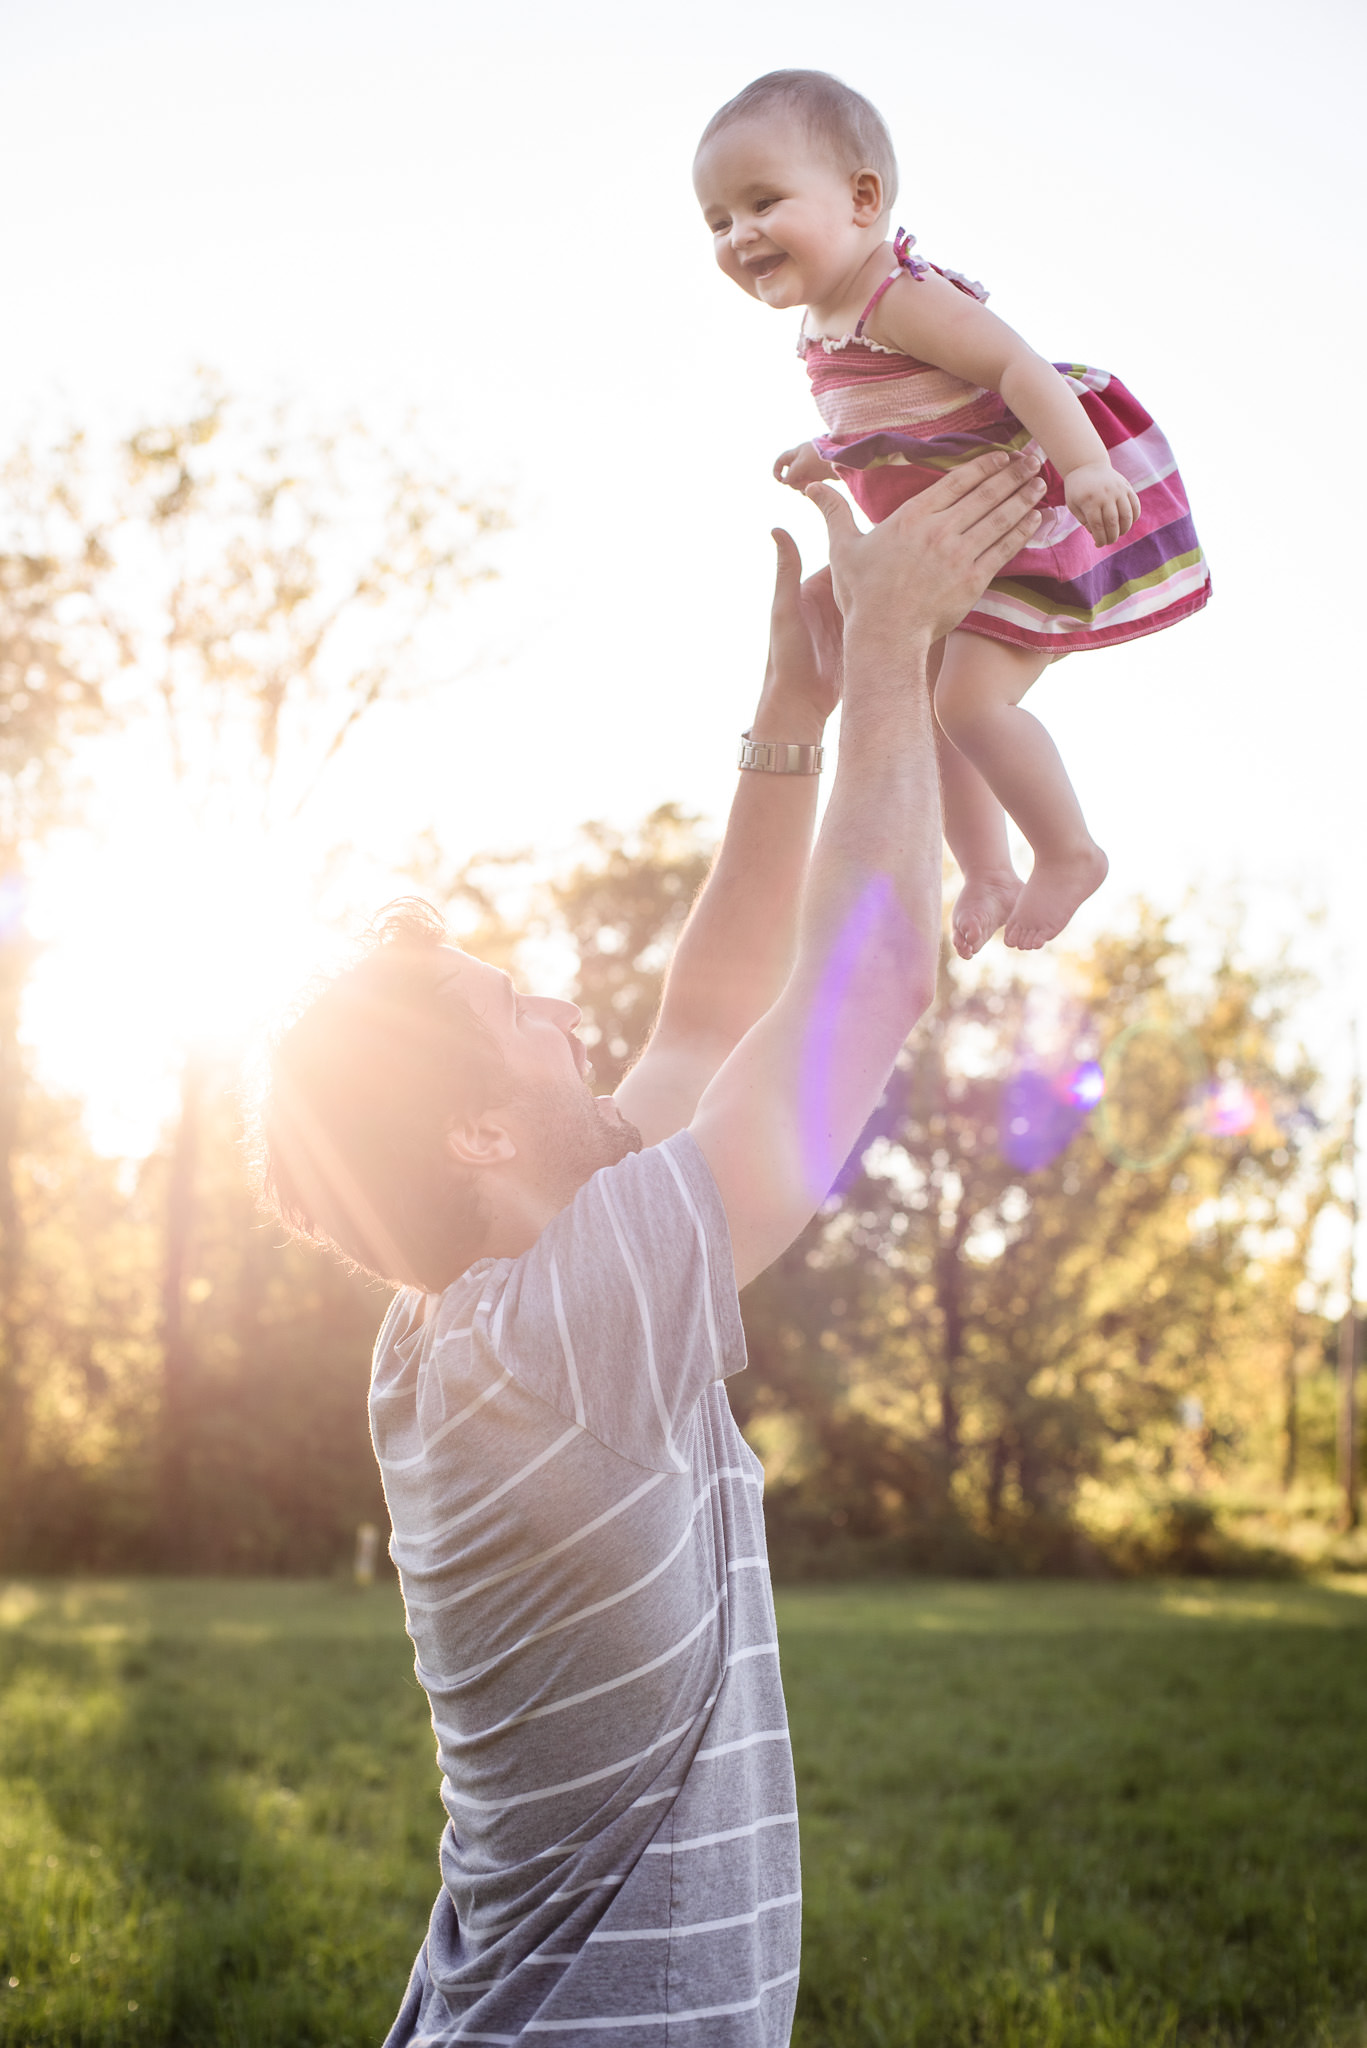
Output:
697,70,898,214
256,899,507,1294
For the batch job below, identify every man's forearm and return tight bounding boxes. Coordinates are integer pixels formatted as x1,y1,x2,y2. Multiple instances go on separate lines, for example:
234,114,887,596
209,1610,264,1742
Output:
651,675,825,1058
784,613,942,1163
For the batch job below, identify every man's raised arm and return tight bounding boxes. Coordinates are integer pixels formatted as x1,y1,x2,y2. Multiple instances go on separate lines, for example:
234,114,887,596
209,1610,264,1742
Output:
690,451,1046,1288
614,533,842,1148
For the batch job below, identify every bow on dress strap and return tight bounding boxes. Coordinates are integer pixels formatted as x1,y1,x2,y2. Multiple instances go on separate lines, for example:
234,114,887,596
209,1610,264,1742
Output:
892,227,930,280
894,228,990,304
854,229,992,338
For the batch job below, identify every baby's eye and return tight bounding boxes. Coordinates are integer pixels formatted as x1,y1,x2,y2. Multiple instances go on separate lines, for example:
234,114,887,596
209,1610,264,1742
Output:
755,196,777,213
708,217,730,236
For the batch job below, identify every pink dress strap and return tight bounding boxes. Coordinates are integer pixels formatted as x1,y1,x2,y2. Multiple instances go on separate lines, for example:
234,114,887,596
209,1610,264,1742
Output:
853,228,930,337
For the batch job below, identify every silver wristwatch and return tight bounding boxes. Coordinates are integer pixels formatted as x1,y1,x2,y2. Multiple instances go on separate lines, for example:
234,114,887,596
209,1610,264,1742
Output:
737,730,824,775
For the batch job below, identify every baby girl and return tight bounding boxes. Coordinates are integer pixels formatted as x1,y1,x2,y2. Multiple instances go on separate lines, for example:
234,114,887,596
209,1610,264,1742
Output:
694,70,1211,956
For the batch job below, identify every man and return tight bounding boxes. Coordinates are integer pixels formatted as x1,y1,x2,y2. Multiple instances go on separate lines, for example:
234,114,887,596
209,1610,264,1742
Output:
261,453,1044,2045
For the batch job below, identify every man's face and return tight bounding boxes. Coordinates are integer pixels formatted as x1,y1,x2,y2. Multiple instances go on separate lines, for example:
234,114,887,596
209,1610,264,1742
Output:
435,948,642,1203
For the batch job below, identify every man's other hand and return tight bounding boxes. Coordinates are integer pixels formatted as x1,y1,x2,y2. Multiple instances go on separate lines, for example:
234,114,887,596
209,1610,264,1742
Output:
765,530,842,728
805,451,1045,647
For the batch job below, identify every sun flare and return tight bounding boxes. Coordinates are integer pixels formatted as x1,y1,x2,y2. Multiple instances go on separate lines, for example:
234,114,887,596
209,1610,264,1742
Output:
27,795,353,1159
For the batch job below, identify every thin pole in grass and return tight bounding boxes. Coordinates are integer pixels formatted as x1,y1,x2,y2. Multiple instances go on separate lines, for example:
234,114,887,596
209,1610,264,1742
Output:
354,1522,380,1587
1339,1021,1361,1533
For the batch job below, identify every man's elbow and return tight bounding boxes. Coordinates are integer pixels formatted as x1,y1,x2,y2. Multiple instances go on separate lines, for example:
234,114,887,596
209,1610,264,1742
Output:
907,966,937,1026
884,926,937,1028
861,951,935,1063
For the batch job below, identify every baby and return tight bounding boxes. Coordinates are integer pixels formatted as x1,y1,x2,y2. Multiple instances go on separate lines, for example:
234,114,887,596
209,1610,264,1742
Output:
694,70,1211,956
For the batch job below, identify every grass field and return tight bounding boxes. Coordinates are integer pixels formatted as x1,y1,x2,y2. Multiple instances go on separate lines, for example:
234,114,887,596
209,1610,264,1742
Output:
1,1577,1365,2047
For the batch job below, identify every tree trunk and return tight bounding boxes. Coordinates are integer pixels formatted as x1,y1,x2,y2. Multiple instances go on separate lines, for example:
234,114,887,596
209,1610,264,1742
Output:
0,1060,26,1570
1339,1048,1360,1532
1339,1309,1360,1533
935,1231,963,1471
985,1430,1009,1530
1282,1332,1299,1494
0,893,34,1570
159,1057,203,1561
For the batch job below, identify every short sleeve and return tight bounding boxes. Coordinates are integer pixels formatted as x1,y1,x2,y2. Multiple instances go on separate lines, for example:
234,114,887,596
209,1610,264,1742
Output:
461,1130,747,1474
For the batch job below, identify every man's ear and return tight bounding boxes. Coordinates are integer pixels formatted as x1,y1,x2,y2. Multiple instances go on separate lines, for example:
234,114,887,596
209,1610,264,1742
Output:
446,1116,518,1169
851,169,883,226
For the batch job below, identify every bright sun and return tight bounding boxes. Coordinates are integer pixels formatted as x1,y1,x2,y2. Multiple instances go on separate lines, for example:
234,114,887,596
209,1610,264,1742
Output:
26,794,353,1160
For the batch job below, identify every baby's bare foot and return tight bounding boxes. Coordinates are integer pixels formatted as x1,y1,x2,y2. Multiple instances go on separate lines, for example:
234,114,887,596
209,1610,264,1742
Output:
1003,843,1109,951
952,872,1021,960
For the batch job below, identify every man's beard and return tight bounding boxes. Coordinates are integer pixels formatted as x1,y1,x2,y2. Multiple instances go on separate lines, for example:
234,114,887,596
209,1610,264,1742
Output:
522,1074,643,1211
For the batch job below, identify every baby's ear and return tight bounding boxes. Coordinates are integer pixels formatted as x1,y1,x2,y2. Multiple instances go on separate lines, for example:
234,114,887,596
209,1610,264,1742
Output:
851,169,884,225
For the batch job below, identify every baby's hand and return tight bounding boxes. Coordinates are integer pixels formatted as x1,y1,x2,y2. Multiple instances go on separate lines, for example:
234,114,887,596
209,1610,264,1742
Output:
774,443,837,492
1064,461,1142,547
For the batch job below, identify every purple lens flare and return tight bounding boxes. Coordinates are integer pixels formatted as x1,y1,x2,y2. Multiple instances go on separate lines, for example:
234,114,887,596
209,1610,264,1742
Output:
799,873,915,1204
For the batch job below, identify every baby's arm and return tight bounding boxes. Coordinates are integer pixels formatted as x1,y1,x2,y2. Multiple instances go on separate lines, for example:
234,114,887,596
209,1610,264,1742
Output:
774,443,838,492
865,271,1141,545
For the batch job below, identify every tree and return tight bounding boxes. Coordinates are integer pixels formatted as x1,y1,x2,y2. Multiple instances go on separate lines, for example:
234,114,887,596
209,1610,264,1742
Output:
0,389,504,1568
737,906,1331,1569
548,805,713,1093
403,812,1337,1572
0,448,122,1563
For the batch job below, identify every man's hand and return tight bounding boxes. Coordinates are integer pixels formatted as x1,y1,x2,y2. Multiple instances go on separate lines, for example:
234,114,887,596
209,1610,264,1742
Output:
760,530,842,733
806,451,1046,646
773,442,838,492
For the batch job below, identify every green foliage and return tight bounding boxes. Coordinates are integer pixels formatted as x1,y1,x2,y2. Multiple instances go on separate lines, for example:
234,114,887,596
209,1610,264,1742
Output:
3,1577,1365,2046
548,804,712,1093
4,793,1354,1576
407,810,1350,1574
0,393,503,1575
736,910,1338,1574
2,390,1353,1579
8,1069,389,1574
0,441,117,855
68,383,504,811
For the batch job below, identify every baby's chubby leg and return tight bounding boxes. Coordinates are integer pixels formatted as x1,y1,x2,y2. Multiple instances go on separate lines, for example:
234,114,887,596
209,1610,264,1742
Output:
929,641,1022,959
934,631,1108,951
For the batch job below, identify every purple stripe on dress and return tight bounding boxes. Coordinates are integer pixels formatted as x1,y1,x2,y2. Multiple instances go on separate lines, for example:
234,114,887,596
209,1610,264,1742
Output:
1001,512,1204,611
819,420,1025,467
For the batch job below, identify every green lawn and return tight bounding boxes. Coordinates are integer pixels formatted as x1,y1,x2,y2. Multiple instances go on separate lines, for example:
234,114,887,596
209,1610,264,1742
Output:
1,1578,1364,2047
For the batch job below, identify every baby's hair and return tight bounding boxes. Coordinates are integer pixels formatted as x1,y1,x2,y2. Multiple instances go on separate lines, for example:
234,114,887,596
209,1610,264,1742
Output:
697,70,898,214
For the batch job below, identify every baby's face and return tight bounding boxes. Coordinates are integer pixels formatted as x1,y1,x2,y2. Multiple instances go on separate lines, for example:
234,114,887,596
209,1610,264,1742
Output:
693,115,878,314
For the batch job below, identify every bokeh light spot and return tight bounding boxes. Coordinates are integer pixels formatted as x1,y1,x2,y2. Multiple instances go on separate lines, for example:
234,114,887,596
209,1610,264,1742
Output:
0,876,26,943
1064,1060,1105,1111
1203,1077,1262,1137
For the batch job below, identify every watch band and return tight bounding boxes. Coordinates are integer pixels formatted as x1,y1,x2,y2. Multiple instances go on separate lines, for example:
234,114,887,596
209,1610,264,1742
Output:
737,730,824,775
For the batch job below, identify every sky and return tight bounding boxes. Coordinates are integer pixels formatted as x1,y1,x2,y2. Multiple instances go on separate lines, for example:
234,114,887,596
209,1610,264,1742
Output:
1,0,1364,1172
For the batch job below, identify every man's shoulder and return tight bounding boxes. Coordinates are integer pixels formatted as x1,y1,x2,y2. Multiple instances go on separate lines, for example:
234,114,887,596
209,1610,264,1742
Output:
376,1124,746,1480
451,1126,727,1307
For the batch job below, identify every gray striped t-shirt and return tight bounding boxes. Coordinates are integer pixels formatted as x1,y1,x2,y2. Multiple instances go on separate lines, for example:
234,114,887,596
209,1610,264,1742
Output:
370,1129,800,2045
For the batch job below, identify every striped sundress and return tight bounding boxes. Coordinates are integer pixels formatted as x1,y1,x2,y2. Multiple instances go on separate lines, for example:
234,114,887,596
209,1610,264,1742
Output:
800,231,1211,655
